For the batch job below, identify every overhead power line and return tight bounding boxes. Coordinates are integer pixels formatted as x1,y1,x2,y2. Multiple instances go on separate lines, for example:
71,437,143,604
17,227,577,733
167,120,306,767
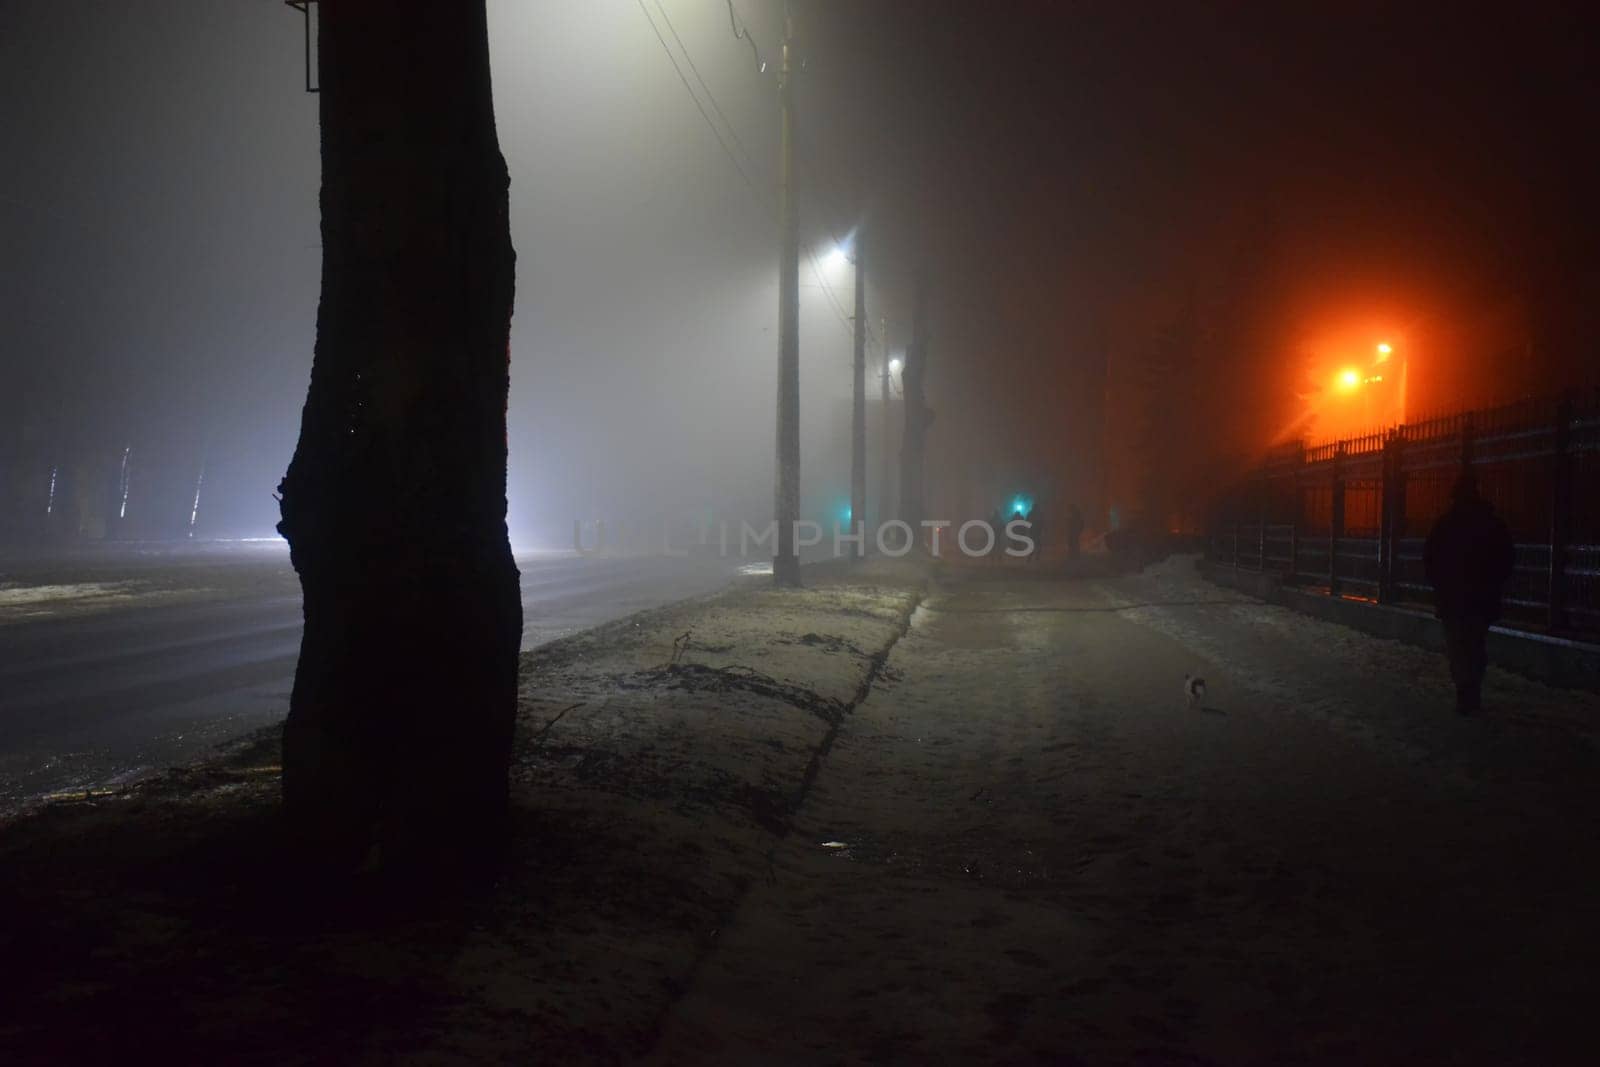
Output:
806,243,855,335
635,0,769,212
653,0,762,180
724,0,767,73
636,2,868,352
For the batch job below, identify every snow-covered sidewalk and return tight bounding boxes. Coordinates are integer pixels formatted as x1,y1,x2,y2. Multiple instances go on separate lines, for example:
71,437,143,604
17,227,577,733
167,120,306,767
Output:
652,557,1600,1064
1121,554,1600,788
4,555,1597,1063
0,559,927,1063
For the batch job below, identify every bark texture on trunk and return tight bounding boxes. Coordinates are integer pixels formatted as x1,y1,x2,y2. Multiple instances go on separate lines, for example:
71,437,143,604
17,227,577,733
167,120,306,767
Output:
277,0,521,867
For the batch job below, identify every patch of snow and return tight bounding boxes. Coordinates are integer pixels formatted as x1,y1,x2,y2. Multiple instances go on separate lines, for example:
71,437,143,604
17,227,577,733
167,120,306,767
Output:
0,581,143,607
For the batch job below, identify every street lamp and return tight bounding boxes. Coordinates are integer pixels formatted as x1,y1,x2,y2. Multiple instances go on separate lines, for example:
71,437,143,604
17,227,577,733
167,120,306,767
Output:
1376,340,1406,425
888,357,903,374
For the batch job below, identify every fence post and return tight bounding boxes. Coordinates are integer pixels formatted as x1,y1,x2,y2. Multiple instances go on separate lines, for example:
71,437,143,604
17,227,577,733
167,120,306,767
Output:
1378,430,1399,603
1549,396,1573,631
1257,473,1268,571
1289,458,1300,580
1393,429,1408,601
1288,513,1298,579
1329,444,1345,596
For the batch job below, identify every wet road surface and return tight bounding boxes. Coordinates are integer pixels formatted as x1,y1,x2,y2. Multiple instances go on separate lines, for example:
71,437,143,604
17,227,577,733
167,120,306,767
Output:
0,548,740,810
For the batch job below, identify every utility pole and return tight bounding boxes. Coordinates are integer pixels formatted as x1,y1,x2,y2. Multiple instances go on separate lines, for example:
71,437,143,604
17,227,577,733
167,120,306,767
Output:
900,277,932,533
850,241,866,555
773,0,801,587
879,315,892,528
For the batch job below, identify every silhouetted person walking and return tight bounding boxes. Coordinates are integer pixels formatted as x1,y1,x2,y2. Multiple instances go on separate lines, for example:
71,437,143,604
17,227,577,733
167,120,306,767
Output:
1423,474,1514,715
1066,504,1085,561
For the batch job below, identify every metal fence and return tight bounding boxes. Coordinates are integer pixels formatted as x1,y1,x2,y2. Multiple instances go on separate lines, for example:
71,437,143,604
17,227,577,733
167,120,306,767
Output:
1208,390,1600,640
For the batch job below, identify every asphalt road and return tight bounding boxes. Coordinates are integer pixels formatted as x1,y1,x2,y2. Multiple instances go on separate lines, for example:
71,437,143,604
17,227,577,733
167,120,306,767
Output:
0,548,743,811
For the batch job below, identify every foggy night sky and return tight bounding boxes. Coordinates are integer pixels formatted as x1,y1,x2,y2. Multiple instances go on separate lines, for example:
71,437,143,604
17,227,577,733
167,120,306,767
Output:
2,2,1596,542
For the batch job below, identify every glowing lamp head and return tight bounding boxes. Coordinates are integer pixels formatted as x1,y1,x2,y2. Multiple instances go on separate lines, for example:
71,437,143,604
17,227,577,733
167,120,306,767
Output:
1377,342,1393,355
888,357,903,374
1337,368,1361,392
824,245,849,270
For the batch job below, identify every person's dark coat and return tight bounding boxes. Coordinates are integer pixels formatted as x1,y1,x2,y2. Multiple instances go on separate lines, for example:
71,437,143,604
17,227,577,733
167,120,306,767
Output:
1423,492,1515,622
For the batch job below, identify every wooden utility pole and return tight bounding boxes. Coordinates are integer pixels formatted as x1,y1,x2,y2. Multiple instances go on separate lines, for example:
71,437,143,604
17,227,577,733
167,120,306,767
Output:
850,242,866,553
773,1,801,587
899,277,932,532
878,315,892,528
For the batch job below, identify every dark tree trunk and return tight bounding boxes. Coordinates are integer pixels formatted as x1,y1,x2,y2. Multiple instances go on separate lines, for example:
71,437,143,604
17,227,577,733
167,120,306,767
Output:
899,278,932,533
276,1,521,868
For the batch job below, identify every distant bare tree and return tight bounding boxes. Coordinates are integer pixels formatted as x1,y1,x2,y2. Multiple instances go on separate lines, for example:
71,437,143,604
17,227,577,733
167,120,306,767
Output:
276,1,521,869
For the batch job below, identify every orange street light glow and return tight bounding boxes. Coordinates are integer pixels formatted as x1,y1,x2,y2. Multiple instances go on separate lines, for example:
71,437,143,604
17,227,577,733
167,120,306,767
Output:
1377,342,1393,355
1337,368,1361,392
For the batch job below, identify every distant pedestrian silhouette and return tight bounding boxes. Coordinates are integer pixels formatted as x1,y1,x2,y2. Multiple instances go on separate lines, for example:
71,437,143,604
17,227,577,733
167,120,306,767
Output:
1066,503,1085,561
1423,474,1514,714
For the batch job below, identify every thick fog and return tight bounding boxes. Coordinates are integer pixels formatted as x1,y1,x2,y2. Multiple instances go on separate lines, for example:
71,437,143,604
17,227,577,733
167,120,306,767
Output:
491,1,875,546
1,1,880,548
5,3,1597,547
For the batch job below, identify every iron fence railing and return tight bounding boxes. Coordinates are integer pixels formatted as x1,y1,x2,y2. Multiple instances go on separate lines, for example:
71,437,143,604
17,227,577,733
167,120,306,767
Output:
1208,389,1600,640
